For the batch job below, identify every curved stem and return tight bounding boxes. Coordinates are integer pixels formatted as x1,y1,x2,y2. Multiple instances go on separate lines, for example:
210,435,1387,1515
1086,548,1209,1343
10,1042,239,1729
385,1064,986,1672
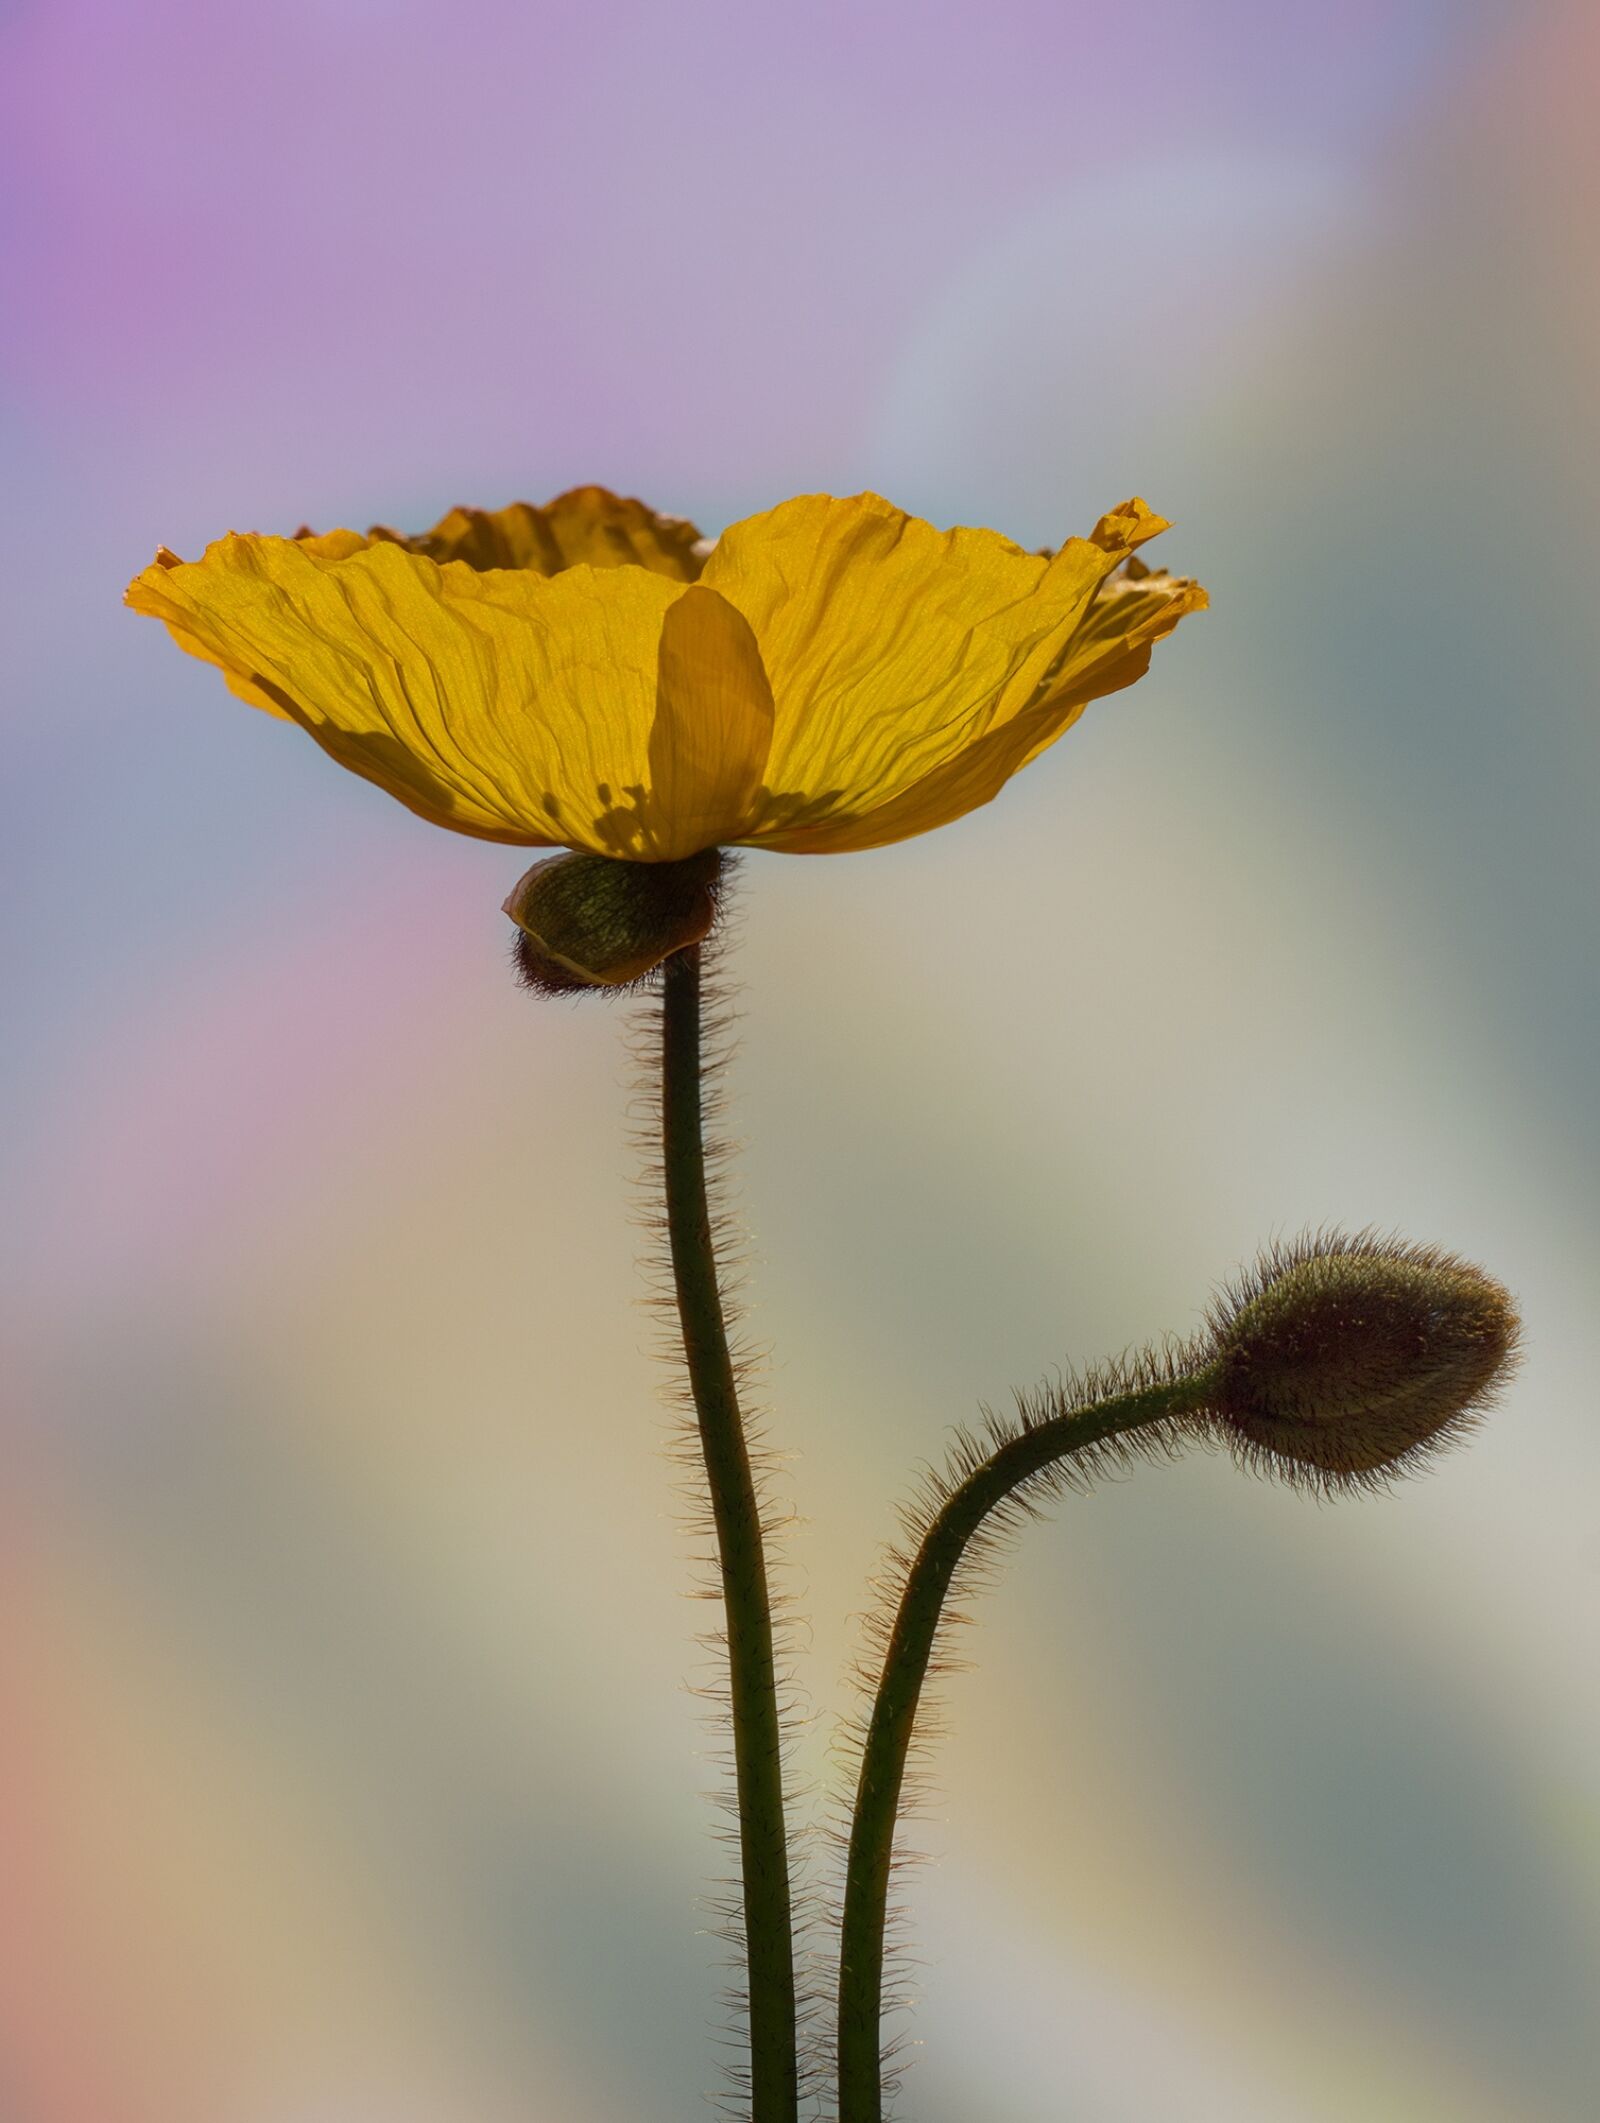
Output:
835,1370,1216,2123
660,944,798,2123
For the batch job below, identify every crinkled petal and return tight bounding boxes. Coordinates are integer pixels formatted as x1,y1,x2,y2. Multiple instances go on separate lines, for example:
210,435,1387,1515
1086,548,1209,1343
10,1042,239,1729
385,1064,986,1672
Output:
1013,561,1209,770
128,487,1201,866
743,540,1207,855
132,490,705,732
130,547,295,718
371,487,709,579
700,493,1132,843
1086,497,1172,557
136,529,442,717
126,536,765,855
292,528,376,564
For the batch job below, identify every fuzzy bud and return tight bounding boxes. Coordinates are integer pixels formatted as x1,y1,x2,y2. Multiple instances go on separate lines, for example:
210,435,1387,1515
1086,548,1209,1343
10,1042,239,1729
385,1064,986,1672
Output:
504,848,724,995
1202,1232,1519,1487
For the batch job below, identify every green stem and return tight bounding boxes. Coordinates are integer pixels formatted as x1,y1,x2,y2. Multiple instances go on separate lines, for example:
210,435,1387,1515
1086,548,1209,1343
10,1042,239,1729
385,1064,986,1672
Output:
660,944,798,2123
835,1370,1217,2123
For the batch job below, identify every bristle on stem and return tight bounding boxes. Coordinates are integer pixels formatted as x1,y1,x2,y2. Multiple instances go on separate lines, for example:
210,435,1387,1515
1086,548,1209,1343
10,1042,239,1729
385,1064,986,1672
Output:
833,1360,1215,2123
831,1232,1516,2118
657,939,803,2122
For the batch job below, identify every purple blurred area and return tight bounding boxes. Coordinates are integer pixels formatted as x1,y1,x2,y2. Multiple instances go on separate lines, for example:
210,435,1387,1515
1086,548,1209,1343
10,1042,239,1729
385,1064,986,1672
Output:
4,3,1598,2119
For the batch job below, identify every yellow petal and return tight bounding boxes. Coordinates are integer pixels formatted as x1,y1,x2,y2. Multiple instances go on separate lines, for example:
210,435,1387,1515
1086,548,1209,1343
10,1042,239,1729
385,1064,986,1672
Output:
699,493,1115,843
126,537,769,856
136,533,397,716
292,528,375,563
1019,561,1210,762
131,546,293,717
165,626,295,718
649,587,775,855
133,490,705,732
538,486,709,578
373,487,709,579
129,488,1201,867
747,537,1207,855
1087,496,1172,556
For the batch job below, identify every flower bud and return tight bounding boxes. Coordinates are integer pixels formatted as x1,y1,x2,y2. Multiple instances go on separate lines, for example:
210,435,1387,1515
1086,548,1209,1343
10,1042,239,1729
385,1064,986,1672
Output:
504,848,724,995
1203,1233,1519,1486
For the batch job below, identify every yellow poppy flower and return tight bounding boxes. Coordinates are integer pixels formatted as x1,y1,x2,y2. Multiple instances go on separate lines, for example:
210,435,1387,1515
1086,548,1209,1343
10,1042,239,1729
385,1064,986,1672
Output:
128,485,1205,985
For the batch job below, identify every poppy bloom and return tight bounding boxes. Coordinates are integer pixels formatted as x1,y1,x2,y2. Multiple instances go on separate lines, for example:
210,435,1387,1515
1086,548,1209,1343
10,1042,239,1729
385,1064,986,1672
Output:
128,485,1205,981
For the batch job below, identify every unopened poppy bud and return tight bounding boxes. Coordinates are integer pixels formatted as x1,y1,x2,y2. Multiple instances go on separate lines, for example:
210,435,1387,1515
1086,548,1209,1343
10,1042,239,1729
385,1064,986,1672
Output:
504,847,724,995
1203,1233,1519,1486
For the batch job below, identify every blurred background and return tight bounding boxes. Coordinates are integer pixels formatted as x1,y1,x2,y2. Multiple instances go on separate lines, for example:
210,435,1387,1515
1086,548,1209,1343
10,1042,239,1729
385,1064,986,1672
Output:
3,1,1598,2117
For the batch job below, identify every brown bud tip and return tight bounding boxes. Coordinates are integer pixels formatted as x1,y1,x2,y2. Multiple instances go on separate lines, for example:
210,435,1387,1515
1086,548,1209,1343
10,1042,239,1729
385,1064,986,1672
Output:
504,847,724,996
1203,1232,1520,1489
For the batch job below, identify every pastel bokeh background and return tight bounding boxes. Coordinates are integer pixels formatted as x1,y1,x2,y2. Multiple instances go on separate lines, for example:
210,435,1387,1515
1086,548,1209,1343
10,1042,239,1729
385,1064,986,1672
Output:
4,1,1598,2117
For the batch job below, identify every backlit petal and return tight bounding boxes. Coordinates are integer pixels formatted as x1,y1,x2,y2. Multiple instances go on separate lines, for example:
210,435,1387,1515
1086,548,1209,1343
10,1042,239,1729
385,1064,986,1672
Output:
372,487,708,579
132,546,296,717
746,543,1207,854
1086,497,1172,557
134,490,705,734
1018,560,1209,762
648,587,775,856
127,537,769,856
701,493,1116,842
129,487,1204,867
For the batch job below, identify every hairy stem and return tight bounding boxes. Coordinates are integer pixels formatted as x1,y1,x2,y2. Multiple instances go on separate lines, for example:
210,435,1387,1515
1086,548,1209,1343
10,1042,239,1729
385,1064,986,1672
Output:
660,944,798,2122
835,1370,1217,2123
